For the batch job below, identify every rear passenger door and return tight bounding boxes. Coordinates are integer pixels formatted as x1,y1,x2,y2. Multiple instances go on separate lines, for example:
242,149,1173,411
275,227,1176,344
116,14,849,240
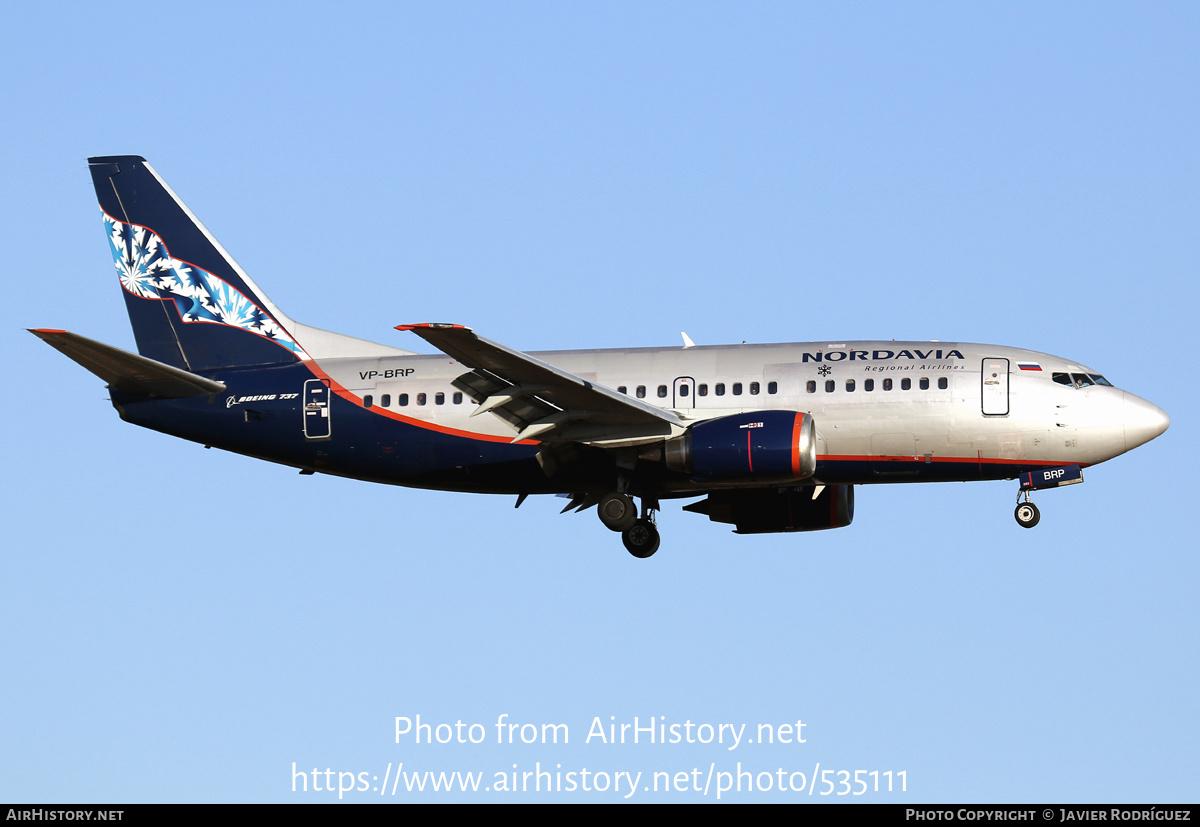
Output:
303,379,332,438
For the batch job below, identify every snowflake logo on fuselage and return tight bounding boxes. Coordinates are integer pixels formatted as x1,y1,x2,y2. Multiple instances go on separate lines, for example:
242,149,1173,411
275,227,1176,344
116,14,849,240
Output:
817,365,832,377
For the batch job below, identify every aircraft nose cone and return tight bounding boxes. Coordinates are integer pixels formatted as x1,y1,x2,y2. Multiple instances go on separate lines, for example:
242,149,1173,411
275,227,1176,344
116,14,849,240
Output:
1122,392,1170,452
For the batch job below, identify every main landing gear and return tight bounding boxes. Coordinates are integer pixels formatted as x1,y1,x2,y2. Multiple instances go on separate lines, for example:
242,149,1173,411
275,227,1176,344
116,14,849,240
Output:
622,519,660,558
598,492,638,532
597,492,660,558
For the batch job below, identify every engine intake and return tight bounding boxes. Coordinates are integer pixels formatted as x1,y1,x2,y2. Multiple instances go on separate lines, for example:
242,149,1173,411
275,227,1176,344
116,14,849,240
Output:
665,410,817,483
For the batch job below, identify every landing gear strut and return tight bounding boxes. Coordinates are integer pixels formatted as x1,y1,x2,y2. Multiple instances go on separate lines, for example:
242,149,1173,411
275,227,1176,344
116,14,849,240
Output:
1014,492,1040,528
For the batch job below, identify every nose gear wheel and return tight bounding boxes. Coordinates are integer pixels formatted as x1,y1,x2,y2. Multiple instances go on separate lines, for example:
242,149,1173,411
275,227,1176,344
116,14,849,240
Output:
1015,502,1040,528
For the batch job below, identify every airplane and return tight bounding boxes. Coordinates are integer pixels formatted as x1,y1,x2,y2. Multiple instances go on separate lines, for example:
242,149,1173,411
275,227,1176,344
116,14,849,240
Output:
31,155,1170,558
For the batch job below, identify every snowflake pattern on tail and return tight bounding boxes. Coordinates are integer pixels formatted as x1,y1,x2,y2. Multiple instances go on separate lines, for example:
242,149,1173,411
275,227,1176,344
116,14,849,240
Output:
104,212,304,356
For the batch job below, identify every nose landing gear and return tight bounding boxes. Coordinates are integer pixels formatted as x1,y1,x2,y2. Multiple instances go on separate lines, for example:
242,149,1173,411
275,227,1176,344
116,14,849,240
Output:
1014,495,1041,528
1013,464,1084,528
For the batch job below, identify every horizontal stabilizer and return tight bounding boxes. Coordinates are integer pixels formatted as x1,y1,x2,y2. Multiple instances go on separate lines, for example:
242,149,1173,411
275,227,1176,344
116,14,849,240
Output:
29,329,226,398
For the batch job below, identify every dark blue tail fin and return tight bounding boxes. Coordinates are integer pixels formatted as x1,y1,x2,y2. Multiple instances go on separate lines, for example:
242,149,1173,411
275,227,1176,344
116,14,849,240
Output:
88,156,307,371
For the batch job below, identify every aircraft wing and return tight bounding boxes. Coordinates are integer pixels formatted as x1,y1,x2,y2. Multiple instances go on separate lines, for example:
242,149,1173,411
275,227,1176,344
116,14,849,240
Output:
397,324,683,445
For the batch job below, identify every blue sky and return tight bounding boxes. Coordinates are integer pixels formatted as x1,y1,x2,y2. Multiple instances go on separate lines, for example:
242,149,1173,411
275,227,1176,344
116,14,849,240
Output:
1,1,1196,802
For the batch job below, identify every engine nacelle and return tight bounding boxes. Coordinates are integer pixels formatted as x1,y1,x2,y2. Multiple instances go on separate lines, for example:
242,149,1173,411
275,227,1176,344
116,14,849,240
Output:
683,485,855,534
665,410,817,483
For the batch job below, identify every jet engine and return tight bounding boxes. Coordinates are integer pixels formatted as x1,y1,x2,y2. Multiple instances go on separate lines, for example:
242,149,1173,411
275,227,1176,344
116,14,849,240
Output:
683,485,855,534
664,410,817,483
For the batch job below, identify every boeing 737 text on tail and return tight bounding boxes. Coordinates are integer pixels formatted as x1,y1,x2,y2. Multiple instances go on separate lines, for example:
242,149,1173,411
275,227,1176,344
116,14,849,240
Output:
31,156,1170,557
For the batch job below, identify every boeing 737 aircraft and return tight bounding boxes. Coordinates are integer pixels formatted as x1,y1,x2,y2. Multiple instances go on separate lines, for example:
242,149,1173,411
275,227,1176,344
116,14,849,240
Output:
32,156,1170,557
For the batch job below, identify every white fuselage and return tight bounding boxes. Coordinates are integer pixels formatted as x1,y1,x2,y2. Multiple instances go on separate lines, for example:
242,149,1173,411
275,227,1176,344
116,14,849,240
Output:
316,339,1167,476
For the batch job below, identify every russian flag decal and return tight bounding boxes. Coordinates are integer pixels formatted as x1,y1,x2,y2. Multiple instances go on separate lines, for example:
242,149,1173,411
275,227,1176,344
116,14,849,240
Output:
1018,362,1042,371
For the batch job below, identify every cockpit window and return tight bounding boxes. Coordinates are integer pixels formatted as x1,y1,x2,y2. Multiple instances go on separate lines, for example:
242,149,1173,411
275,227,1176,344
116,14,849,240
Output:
1053,371,1112,388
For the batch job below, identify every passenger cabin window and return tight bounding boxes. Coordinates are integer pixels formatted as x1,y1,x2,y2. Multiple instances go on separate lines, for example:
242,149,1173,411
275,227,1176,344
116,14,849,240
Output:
865,379,874,392
919,378,929,390
698,384,708,396
453,392,463,404
657,385,668,398
679,384,689,397
618,386,627,395
435,392,445,405
716,383,726,396
399,393,409,406
901,378,911,390
381,394,391,407
825,380,835,393
938,377,948,390
636,385,646,398
417,393,427,406
733,383,743,396
364,395,373,408
806,381,816,394
846,379,855,392
749,382,760,395
767,381,777,394
883,379,893,391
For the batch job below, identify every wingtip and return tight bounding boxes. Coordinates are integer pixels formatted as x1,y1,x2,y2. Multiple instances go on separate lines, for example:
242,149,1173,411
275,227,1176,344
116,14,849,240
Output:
395,323,470,332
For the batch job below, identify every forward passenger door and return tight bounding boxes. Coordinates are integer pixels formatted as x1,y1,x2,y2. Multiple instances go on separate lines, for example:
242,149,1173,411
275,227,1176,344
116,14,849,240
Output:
981,358,1009,416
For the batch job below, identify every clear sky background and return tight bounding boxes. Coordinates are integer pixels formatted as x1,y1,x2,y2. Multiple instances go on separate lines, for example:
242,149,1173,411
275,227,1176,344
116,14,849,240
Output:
1,1,1196,803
